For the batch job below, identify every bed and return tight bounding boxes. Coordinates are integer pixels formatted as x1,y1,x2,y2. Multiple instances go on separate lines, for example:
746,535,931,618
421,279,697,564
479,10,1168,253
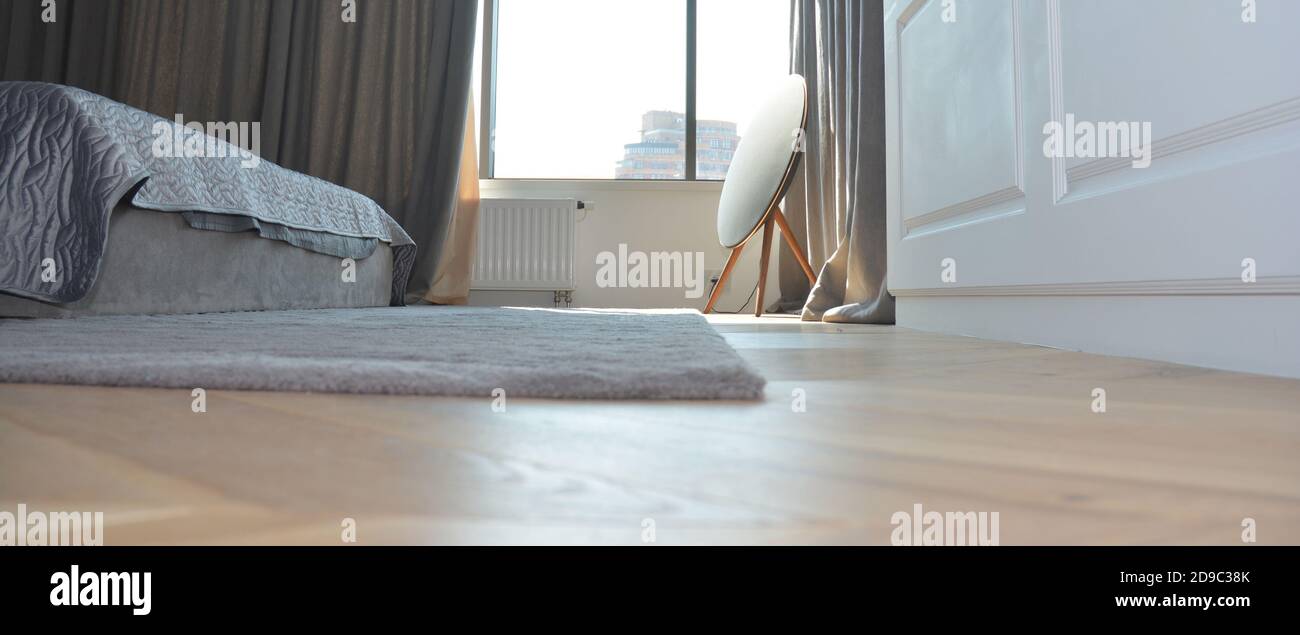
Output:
0,204,396,317
0,82,414,317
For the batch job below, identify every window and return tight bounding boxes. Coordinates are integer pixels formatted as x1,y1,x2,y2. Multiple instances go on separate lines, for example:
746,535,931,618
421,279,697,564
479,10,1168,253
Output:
696,0,790,180
477,0,790,180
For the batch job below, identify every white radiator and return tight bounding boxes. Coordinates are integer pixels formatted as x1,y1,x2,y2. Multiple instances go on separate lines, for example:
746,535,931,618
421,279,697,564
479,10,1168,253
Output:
472,198,577,291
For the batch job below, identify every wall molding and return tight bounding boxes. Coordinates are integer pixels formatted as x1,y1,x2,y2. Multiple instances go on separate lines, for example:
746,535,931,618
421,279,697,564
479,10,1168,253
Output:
1045,0,1067,202
1067,96,1300,185
891,275,1300,297
1045,0,1300,196
902,185,1024,232
895,0,929,31
899,0,1025,236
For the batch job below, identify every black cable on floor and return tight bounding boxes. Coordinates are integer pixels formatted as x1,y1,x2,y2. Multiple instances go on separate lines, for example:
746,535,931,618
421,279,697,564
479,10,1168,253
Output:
713,281,761,314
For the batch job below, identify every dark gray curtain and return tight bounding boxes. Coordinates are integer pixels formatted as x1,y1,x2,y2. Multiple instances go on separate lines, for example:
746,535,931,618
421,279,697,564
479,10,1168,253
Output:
0,0,478,303
777,0,893,323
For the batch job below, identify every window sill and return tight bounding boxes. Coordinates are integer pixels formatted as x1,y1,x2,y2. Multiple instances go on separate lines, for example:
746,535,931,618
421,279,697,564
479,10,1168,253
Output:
479,178,725,195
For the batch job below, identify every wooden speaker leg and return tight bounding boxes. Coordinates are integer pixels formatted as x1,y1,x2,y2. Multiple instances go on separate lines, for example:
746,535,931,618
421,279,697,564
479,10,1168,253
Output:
754,215,775,317
703,244,744,314
771,208,817,285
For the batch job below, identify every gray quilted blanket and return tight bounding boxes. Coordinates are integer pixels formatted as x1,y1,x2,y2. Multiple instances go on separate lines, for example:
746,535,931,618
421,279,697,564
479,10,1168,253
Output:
0,82,414,304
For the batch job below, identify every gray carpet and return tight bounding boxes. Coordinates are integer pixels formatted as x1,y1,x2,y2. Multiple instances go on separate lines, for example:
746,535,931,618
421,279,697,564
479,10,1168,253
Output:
0,306,765,400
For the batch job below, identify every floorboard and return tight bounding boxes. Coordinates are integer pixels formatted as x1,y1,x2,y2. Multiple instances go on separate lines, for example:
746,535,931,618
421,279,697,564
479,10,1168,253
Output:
1,314,1296,545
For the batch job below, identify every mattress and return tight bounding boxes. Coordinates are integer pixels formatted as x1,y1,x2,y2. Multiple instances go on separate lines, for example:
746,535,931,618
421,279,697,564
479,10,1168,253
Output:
0,205,393,318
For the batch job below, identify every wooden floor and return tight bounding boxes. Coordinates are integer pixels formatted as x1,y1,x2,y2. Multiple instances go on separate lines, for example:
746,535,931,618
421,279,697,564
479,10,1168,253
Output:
1,314,1297,545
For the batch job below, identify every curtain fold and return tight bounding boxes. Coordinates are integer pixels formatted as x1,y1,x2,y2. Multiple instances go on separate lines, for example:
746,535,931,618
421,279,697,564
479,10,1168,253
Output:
426,95,480,305
778,0,893,324
0,0,480,303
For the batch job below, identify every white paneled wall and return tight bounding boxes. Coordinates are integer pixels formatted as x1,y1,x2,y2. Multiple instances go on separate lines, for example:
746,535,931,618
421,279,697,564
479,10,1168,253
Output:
883,0,1300,377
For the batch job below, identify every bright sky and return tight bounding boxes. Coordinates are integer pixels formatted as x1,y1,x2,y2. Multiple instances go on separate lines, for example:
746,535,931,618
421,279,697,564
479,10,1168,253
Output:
477,0,790,179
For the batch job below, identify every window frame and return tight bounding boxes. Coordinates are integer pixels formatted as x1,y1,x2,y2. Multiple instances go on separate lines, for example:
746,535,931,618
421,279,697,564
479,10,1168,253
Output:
480,0,712,181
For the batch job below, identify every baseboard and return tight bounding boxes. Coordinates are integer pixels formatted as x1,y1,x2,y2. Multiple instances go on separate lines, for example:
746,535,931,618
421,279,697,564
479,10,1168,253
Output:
891,276,1300,297
896,294,1300,379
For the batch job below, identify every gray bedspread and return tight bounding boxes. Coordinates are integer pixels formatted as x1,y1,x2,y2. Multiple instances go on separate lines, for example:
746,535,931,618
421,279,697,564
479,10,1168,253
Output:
0,82,414,304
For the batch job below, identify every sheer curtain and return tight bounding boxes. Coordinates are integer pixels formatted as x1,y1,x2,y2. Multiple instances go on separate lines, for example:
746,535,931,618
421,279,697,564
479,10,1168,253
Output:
426,97,481,305
777,0,893,323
